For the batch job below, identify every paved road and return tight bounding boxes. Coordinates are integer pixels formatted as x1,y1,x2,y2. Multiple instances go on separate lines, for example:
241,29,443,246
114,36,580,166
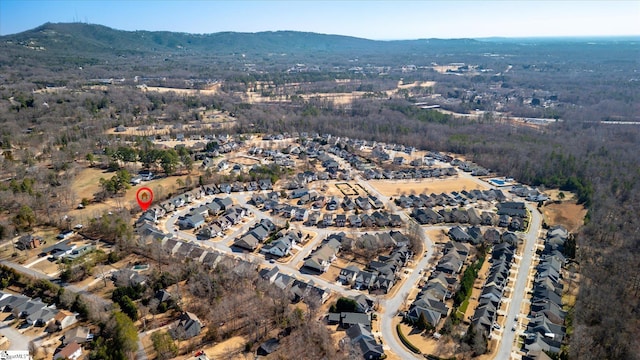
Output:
0,321,31,351
0,261,111,310
0,261,53,280
379,217,434,360
494,203,542,360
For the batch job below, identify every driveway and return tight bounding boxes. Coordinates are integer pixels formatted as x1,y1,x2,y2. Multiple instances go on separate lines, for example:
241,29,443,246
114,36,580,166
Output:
0,321,32,351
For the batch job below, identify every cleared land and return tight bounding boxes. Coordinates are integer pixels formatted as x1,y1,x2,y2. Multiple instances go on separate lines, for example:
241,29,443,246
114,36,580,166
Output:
542,201,587,233
138,84,222,95
369,177,488,197
69,167,200,220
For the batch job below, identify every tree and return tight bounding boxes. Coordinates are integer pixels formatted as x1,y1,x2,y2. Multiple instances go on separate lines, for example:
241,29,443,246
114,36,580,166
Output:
330,297,358,313
151,331,178,360
90,311,139,360
86,153,96,167
161,150,180,175
119,295,138,321
13,205,36,231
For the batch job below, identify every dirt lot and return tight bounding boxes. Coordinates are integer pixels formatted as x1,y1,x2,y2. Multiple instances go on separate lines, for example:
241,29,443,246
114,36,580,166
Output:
227,156,261,166
426,229,449,244
369,177,489,197
542,200,587,233
138,84,221,96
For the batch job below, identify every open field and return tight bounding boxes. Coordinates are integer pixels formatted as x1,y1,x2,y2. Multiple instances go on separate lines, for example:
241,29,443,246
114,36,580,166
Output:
242,80,437,105
369,177,489,197
138,84,222,95
542,201,587,233
68,167,200,220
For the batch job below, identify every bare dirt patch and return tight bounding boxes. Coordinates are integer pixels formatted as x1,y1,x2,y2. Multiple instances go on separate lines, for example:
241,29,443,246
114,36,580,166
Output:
542,201,587,233
369,177,488,197
426,229,449,244
138,84,221,96
191,336,247,359
227,156,261,166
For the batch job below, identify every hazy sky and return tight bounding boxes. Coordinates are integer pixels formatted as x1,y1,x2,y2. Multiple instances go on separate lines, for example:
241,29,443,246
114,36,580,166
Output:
1,0,638,39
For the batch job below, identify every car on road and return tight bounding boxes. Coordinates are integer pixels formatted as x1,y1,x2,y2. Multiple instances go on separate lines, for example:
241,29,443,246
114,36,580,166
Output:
512,324,517,331
492,323,501,330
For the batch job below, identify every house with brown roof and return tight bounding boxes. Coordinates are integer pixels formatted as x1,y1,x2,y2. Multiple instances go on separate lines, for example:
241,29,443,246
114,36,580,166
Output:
54,341,82,360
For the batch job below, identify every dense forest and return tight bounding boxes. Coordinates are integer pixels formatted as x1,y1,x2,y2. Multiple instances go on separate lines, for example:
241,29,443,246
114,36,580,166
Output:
0,23,638,359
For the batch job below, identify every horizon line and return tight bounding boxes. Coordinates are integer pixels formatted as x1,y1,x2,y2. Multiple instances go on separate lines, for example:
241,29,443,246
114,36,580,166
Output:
2,21,639,41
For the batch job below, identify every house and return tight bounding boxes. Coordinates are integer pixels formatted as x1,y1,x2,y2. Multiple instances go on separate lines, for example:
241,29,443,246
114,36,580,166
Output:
12,299,46,319
257,338,280,356
343,214,359,228
261,236,293,258
63,326,91,345
339,265,360,285
346,323,374,343
56,230,75,240
406,305,442,328
234,233,259,251
172,312,202,340
355,337,384,360
339,312,371,329
354,271,377,290
335,214,347,227
16,234,42,250
290,188,309,199
155,289,173,303
355,196,371,210
64,244,95,261
302,239,340,273
497,202,527,217
449,226,472,242
258,178,273,190
352,294,374,314
54,310,77,330
54,342,82,360
179,213,205,229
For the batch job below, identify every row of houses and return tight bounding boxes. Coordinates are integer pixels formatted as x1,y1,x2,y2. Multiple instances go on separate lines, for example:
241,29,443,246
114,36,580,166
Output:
139,181,272,226
510,185,549,202
259,266,330,304
451,159,490,176
362,166,457,181
403,244,473,328
398,189,508,209
413,206,525,231
471,243,516,334
232,218,277,251
523,227,569,356
0,292,78,330
302,234,343,274
448,225,521,246
340,242,413,294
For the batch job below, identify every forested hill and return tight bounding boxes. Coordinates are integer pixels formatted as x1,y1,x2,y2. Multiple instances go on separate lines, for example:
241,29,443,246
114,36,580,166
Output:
0,22,484,57
5,22,637,67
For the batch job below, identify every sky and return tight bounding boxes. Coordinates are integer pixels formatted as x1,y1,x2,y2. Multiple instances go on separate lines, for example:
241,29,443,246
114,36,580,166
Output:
1,0,638,39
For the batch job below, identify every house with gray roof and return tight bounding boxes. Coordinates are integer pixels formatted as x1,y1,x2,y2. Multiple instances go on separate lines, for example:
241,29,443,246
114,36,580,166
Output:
172,312,202,340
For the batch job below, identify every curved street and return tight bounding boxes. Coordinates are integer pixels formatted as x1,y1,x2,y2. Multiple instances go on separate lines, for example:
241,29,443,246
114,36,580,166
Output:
1,152,544,360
